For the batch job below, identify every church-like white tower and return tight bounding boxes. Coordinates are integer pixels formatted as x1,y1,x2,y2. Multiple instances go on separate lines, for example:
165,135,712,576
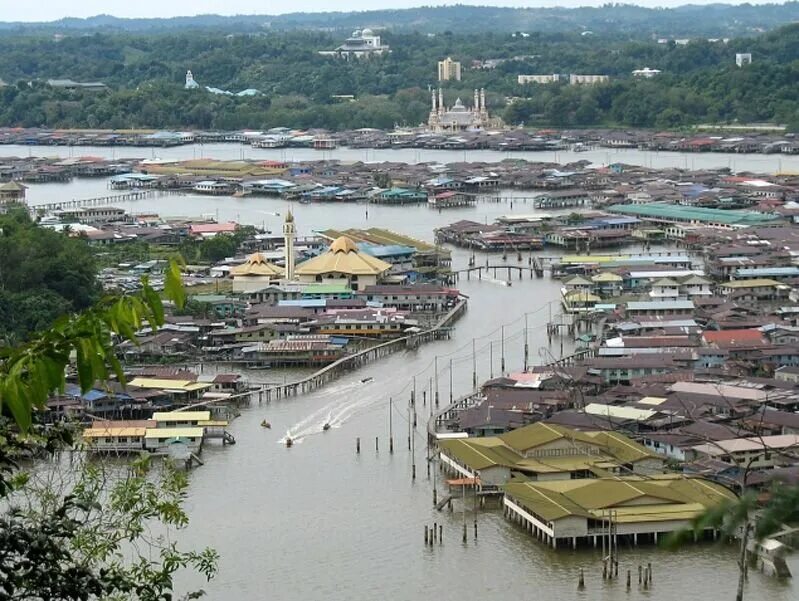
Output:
283,209,296,280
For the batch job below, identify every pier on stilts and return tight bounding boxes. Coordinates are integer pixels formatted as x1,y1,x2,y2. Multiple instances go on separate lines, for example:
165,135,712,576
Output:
452,261,544,282
179,299,468,409
30,189,176,213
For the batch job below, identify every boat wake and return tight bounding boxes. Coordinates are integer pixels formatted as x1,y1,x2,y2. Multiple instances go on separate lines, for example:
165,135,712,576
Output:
282,377,385,443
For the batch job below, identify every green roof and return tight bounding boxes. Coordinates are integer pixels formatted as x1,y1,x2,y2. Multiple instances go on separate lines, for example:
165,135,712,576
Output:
319,227,443,253
191,294,235,303
302,283,352,294
607,203,780,226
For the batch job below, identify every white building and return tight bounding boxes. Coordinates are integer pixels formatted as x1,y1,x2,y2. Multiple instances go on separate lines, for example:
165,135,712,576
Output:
632,68,661,78
185,70,199,89
569,74,609,85
437,57,462,81
736,53,752,67
319,29,390,60
518,74,560,85
428,88,501,132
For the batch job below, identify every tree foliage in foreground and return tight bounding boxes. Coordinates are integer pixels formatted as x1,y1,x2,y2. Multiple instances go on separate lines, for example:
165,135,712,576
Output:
0,256,217,600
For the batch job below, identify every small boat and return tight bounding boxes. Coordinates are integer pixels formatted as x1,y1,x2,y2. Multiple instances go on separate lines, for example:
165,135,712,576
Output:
285,437,293,447
261,420,271,429
361,377,373,383
323,423,331,431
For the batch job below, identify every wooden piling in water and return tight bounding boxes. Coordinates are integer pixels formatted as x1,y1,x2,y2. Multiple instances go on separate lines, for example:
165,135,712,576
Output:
578,569,584,590
356,437,360,453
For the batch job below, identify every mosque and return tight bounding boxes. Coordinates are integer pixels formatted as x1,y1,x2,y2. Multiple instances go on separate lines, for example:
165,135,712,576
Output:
318,28,391,59
231,211,392,293
427,88,502,132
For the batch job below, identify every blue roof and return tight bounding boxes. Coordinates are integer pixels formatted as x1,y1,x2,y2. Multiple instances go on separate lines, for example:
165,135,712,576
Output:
626,300,695,310
279,299,326,308
357,243,415,258
736,267,799,276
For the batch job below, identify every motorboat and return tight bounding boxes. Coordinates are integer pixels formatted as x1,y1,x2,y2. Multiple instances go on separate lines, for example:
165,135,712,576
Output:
261,420,271,429
285,437,293,447
323,423,331,431
361,377,373,383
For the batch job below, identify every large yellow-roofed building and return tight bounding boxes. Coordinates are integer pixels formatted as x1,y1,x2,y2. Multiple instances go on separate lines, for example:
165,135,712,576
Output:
295,236,392,291
231,252,284,292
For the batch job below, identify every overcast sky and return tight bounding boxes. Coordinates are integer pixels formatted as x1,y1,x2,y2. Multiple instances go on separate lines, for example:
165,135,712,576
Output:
0,1,785,22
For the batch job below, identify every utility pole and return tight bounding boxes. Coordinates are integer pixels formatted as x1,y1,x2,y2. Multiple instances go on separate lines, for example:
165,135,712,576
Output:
434,356,439,407
501,325,506,375
524,312,529,372
449,358,454,403
472,338,477,391
389,397,394,453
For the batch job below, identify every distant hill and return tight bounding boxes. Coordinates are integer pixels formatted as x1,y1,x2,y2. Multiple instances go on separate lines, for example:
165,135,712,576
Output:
1,4,798,36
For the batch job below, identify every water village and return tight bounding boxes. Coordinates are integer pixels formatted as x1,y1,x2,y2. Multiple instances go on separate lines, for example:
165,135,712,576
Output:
424,219,799,575
5,148,799,579
2,126,799,155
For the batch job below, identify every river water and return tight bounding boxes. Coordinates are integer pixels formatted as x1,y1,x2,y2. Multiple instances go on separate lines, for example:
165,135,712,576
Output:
16,147,799,600
3,142,799,173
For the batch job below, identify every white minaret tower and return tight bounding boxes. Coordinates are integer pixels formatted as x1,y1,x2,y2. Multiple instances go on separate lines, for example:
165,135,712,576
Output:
185,70,198,89
283,209,296,280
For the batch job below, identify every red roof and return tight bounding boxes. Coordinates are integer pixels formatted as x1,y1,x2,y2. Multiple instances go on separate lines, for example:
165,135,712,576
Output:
702,329,767,349
189,222,237,235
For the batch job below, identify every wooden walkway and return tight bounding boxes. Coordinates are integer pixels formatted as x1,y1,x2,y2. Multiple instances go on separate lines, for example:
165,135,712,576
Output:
177,299,468,412
33,190,157,212
452,262,545,280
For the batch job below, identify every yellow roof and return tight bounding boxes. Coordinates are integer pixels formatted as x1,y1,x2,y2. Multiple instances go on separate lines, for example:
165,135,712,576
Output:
145,427,205,439
152,411,211,422
83,427,147,438
721,278,781,289
504,475,735,522
295,236,392,277
128,378,212,392
591,272,623,282
564,290,601,302
198,419,229,427
231,252,284,277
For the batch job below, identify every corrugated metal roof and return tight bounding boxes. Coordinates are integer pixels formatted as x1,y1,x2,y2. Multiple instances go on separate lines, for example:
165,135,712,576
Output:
145,427,205,439
152,411,211,422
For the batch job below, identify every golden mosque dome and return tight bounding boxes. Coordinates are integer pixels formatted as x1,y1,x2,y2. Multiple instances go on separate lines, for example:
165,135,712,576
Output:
231,252,283,277
329,236,358,254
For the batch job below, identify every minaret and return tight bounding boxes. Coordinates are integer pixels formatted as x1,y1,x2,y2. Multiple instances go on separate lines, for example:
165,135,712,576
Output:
283,209,296,280
480,89,486,113
431,88,436,112
438,88,444,116
185,70,197,89
474,89,479,115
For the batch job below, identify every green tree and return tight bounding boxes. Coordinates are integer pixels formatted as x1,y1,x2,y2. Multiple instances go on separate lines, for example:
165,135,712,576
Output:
0,259,216,600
